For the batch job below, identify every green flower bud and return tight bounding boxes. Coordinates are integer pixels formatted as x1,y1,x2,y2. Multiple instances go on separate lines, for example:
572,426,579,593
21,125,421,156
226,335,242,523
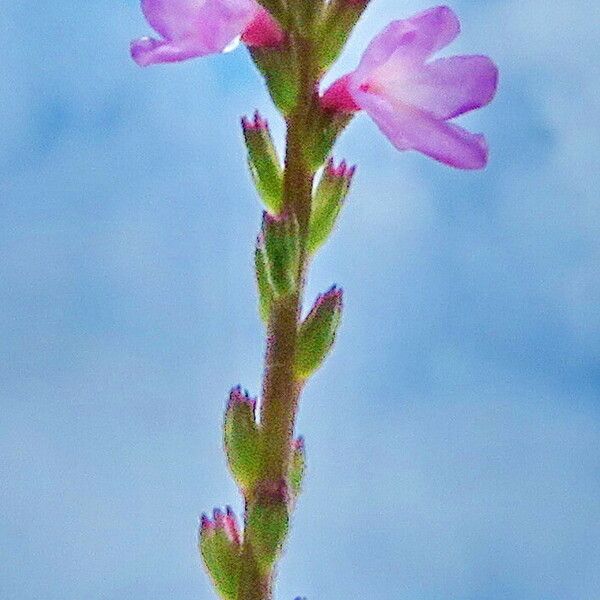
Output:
247,481,290,572
259,212,300,298
224,387,261,492
308,158,355,254
296,286,343,379
242,112,284,214
199,508,242,600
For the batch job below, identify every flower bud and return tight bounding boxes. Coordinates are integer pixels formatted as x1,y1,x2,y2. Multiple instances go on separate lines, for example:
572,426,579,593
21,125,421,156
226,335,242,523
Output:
199,507,242,600
259,212,300,298
242,112,284,214
308,158,355,254
224,387,261,492
289,437,306,499
318,0,371,70
246,480,289,572
296,286,343,379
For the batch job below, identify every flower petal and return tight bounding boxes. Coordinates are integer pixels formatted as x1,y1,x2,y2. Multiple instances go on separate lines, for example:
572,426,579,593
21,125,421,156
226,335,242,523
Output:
130,36,211,66
385,55,499,120
139,0,259,51
353,6,460,82
355,89,489,169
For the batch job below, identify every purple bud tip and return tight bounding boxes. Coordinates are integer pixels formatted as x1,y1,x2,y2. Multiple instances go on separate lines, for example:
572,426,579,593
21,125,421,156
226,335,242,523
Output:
253,110,269,130
293,436,305,452
200,513,215,533
213,508,224,523
326,158,356,180
223,506,241,545
228,386,257,410
242,111,269,132
322,285,343,304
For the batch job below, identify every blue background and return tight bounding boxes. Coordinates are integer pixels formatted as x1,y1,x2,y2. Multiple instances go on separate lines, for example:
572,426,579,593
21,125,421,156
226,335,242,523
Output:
1,1,599,599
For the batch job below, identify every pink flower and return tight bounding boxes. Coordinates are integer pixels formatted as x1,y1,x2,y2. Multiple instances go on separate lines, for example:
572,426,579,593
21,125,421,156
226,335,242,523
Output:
321,6,498,169
131,0,283,67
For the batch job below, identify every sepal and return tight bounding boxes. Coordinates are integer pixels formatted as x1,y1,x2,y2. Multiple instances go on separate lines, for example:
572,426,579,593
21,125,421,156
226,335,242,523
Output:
318,0,371,70
296,286,343,379
249,43,299,116
308,158,355,254
305,106,354,170
224,387,261,491
259,212,300,298
242,112,284,214
199,507,242,600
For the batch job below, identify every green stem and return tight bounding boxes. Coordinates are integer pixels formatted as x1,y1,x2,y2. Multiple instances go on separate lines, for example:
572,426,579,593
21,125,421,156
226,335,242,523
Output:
236,34,319,600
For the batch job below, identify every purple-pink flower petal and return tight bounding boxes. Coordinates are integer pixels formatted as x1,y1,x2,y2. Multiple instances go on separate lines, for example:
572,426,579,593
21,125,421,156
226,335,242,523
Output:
131,0,261,66
321,5,498,170
395,55,499,120
354,88,489,169
354,6,460,81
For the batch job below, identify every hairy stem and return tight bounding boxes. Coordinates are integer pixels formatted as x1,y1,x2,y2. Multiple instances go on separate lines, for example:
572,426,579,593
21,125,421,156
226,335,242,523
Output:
237,34,319,600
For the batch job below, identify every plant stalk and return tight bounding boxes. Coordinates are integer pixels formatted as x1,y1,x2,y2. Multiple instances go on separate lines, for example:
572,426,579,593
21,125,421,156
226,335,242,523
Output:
236,33,319,600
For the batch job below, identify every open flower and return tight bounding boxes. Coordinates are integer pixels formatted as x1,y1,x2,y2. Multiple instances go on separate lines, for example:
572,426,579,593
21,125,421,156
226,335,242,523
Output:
131,0,283,67
321,6,498,169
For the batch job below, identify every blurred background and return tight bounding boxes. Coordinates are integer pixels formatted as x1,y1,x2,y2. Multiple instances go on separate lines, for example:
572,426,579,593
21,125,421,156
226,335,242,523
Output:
1,1,599,599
